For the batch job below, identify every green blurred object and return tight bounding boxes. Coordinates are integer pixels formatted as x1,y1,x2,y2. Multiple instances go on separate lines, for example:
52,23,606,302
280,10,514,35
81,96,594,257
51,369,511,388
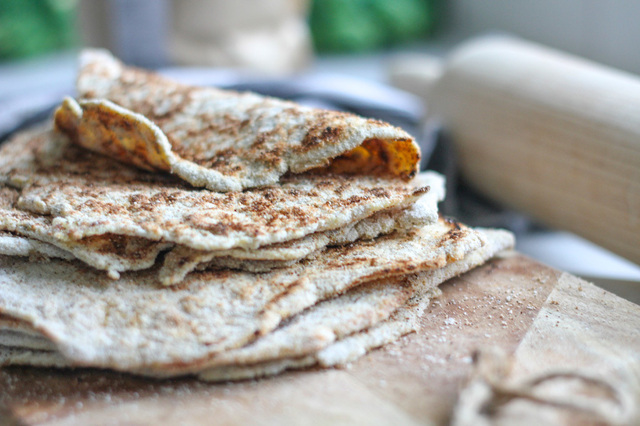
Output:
309,0,435,53
0,0,78,60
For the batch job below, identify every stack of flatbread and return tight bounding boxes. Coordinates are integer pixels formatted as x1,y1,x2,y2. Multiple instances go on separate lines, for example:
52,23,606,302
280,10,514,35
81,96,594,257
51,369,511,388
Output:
0,50,514,382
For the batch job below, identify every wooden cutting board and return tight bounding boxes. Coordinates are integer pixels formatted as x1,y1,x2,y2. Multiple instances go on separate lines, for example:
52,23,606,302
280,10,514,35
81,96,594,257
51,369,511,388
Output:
1,252,639,425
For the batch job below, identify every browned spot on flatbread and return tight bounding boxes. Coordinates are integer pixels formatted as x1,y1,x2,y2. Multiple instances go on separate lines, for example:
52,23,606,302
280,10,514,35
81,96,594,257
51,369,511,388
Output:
438,217,466,246
300,121,345,150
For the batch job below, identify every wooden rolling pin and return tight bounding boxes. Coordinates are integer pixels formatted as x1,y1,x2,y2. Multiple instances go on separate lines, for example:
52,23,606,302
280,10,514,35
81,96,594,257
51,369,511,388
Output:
390,36,640,265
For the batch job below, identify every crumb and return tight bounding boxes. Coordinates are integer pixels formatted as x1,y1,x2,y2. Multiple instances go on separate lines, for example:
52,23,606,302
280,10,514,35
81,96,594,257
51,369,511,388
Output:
444,317,457,326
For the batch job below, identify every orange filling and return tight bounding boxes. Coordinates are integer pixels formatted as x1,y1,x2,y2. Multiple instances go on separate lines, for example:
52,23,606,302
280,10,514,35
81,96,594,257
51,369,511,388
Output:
323,138,419,180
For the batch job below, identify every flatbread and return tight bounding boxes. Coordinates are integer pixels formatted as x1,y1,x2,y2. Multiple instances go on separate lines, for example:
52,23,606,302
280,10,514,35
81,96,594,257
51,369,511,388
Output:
0,330,57,351
158,171,444,285
0,345,70,369
0,231,73,261
198,229,514,381
197,356,316,383
0,218,484,374
0,167,443,281
0,275,414,365
0,229,515,381
195,287,432,382
0,187,172,279
54,49,420,192
189,170,445,262
315,228,514,367
1,127,429,253
150,277,421,376
194,291,433,383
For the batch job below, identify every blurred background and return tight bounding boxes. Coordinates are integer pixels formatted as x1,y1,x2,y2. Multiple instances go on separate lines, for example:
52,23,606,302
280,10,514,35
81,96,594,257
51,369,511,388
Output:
1,0,639,299
4,0,640,73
